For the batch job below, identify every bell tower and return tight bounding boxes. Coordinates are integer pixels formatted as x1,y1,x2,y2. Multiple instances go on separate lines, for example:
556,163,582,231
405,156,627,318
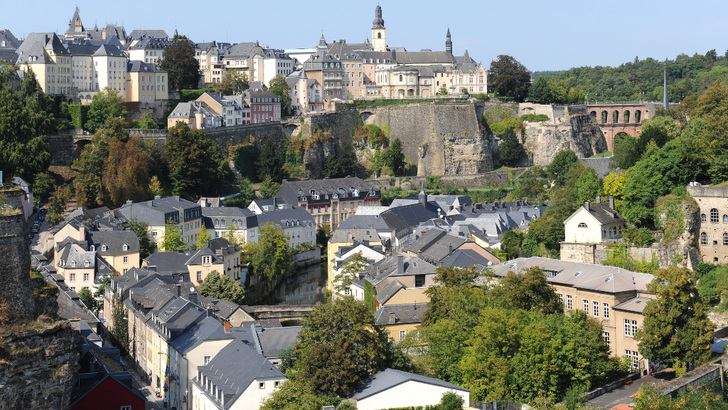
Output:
372,3,387,52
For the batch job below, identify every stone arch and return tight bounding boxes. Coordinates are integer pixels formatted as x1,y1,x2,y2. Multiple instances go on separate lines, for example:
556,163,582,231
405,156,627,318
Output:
283,123,301,137
74,138,92,156
601,111,608,124
634,110,642,123
360,111,376,125
590,111,597,121
612,110,619,124
623,110,631,123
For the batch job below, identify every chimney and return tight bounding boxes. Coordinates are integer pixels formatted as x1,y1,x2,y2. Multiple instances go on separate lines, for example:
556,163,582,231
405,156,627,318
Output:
189,292,198,304
389,311,396,324
224,320,231,333
448,244,453,254
154,195,161,200
175,284,181,297
397,254,404,275
609,196,615,210
584,201,590,211
596,196,601,204
126,199,133,205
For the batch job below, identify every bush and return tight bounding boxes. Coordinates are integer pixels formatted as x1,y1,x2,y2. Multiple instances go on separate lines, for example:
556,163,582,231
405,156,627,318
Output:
440,392,464,410
520,114,549,122
623,227,654,246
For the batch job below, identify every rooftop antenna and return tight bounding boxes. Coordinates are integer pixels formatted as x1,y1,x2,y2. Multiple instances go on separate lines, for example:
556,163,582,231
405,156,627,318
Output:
663,60,669,110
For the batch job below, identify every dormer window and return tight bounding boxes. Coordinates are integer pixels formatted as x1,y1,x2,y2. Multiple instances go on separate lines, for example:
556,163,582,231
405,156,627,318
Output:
202,256,211,264
71,260,76,267
101,244,108,251
123,244,129,251
84,260,89,267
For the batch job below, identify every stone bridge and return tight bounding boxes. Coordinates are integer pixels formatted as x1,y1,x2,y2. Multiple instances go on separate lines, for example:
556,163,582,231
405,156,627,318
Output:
586,102,671,151
244,305,315,321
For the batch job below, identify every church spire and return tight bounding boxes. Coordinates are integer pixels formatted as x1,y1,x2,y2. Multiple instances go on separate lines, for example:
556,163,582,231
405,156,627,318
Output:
446,27,452,55
372,3,385,29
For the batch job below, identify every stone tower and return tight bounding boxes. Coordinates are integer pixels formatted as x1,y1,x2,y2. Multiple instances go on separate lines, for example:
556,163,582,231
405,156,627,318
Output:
446,27,452,55
372,3,387,52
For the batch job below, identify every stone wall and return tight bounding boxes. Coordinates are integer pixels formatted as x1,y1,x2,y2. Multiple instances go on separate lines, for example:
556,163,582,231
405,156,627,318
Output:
363,102,496,176
522,112,607,166
0,323,79,409
0,212,35,322
369,172,511,191
48,133,78,165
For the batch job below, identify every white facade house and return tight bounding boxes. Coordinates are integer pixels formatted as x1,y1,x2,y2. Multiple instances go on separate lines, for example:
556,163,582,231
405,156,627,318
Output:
563,198,625,244
332,244,386,298
352,368,469,410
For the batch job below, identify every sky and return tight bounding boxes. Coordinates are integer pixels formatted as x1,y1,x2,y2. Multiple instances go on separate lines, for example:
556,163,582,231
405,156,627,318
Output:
5,0,728,72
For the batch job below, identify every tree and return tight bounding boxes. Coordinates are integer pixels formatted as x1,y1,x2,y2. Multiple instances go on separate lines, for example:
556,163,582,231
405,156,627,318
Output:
294,297,390,397
160,34,201,90
636,267,715,368
148,176,164,198
574,168,600,205
110,296,129,356
197,271,245,304
33,172,54,203
268,75,293,116
633,384,728,410
128,219,155,259
323,138,360,179
47,186,70,226
259,176,281,199
103,136,154,208
256,139,285,181
602,171,626,213
139,111,158,130
79,287,97,313
384,138,406,176
85,87,127,133
196,225,211,249
498,128,525,166
247,222,292,281
489,55,531,101
260,379,340,410
213,70,249,95
500,230,524,260
164,123,231,198
547,150,578,187
333,252,370,294
237,178,256,208
495,267,562,314
440,392,465,410
163,221,186,252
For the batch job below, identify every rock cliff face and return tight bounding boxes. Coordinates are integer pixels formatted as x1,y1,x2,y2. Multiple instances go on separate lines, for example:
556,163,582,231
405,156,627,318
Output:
0,323,79,409
653,196,701,270
522,112,607,166
363,103,496,176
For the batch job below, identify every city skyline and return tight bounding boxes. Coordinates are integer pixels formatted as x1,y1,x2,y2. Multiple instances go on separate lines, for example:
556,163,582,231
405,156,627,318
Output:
5,0,728,72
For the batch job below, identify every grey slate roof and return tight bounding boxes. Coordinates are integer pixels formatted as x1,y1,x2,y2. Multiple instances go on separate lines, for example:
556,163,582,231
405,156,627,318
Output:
394,51,457,65
374,303,426,326
364,254,436,287
253,326,302,359
484,257,654,294
93,44,125,57
129,30,169,40
127,60,165,73
405,228,468,265
202,206,258,230
576,202,625,225
353,368,468,400
0,29,21,49
168,316,231,354
256,206,314,229
116,196,202,226
277,177,379,205
90,230,140,255
613,296,653,314
58,244,96,269
16,32,69,64
441,248,494,270
195,340,284,407
376,279,404,305
143,251,190,275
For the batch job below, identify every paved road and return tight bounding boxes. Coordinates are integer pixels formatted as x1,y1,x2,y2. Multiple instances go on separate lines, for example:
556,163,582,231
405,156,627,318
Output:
126,364,166,410
587,375,658,409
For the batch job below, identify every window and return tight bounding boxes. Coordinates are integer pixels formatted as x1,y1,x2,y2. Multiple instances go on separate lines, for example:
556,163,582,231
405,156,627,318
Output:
603,332,610,346
724,215,728,223
70,273,76,282
197,271,202,281
121,406,132,410
631,320,638,336
711,208,719,223
123,244,129,251
557,293,563,304
259,382,265,389
593,301,599,317
566,295,572,310
583,299,589,313
399,330,406,340
701,213,706,222
578,222,588,228
701,232,708,245
202,256,211,264
624,319,638,337
603,303,610,319
625,350,639,370
84,273,89,282
274,381,280,388
101,244,108,251
123,256,129,263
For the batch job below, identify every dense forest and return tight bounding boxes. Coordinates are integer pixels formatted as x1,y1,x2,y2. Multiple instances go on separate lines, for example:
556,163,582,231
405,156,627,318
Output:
529,50,728,104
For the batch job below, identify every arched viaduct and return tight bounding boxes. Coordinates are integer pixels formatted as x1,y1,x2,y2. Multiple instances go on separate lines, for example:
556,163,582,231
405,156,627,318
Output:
587,103,645,151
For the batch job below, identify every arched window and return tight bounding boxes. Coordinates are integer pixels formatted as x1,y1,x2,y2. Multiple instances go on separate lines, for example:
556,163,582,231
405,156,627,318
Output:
123,244,129,251
377,33,382,39
702,214,707,222
578,222,588,228
701,232,708,245
711,208,719,223
101,244,108,251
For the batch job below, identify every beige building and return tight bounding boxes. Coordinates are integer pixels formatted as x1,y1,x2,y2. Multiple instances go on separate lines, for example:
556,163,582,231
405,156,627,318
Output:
328,40,364,101
16,32,73,100
486,257,655,374
687,183,728,263
561,198,625,264
303,36,344,107
116,196,203,251
186,238,241,284
89,230,140,274
126,60,168,103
